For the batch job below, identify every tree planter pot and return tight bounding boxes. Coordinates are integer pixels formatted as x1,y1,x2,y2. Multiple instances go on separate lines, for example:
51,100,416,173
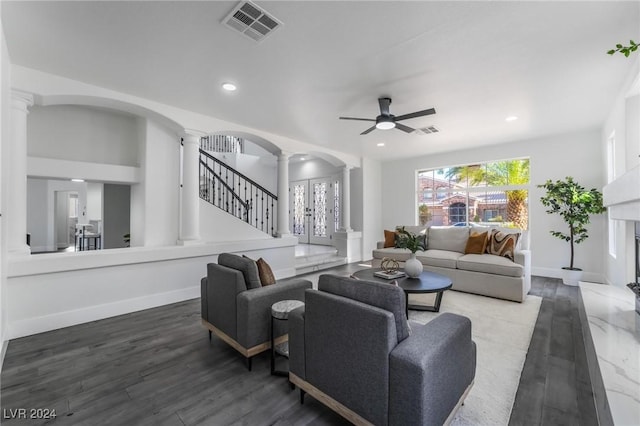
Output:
561,267,582,286
405,253,423,278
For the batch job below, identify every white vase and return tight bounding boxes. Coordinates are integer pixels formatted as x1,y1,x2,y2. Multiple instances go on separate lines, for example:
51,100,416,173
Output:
405,253,423,278
561,268,582,286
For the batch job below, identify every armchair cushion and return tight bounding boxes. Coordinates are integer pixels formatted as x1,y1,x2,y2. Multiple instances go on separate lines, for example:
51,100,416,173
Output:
218,253,261,289
317,274,410,343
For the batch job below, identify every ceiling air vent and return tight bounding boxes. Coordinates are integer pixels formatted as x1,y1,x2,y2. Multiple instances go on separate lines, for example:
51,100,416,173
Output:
416,125,440,135
223,1,282,43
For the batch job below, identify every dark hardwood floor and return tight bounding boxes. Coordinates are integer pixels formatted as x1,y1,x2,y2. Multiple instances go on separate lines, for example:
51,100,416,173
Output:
1,265,595,425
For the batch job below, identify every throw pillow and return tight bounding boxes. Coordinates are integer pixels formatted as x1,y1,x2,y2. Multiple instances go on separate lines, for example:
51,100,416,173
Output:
218,253,261,289
256,258,276,286
383,230,397,248
486,229,521,261
465,231,489,254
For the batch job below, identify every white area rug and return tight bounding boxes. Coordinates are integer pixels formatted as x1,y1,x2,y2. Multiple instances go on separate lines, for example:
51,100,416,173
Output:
409,291,542,426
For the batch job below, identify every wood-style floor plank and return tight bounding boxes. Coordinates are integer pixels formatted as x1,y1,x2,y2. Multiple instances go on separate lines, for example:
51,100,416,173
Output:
1,266,595,425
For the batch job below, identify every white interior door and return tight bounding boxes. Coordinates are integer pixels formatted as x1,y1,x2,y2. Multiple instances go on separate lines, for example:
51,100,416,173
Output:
290,177,337,246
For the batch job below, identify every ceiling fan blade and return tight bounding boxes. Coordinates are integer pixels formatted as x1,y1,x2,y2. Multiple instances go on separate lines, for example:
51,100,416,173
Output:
395,123,415,133
395,108,436,122
378,98,391,116
339,116,376,122
360,125,377,135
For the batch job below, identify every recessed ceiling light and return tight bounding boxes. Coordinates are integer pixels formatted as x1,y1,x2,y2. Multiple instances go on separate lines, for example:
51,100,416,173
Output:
71,179,85,183
505,116,518,122
300,157,306,161
222,82,237,92
377,143,385,147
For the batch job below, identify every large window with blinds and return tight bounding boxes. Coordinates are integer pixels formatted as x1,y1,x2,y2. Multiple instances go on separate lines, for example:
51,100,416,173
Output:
417,158,530,230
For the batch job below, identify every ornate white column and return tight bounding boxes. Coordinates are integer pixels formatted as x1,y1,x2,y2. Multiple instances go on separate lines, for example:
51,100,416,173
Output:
340,165,353,232
178,134,201,244
276,152,291,237
8,90,34,256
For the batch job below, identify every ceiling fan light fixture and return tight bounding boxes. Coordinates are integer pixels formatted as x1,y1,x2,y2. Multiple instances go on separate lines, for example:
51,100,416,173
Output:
375,116,396,130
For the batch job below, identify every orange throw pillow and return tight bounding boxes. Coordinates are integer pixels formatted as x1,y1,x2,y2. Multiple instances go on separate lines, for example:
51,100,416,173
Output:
383,230,397,248
464,231,488,254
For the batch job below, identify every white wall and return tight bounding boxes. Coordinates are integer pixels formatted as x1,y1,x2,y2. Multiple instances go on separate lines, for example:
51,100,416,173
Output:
27,105,139,166
359,157,382,260
289,158,340,182
0,17,11,364
602,57,640,287
131,119,180,247
199,198,273,242
380,129,606,282
26,178,48,251
86,182,103,221
5,239,296,339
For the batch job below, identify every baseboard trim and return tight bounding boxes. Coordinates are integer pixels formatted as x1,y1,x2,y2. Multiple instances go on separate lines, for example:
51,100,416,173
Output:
532,267,605,284
8,285,200,339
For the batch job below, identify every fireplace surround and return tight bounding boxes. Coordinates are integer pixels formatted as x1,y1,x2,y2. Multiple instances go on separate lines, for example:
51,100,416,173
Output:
627,221,640,314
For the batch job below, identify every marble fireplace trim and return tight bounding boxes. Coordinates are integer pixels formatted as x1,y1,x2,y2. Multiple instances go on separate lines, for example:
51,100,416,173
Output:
580,282,639,426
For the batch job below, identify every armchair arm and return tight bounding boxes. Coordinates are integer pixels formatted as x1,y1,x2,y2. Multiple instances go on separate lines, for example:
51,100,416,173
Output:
288,305,306,380
205,264,247,340
514,249,531,296
389,313,476,426
236,278,312,348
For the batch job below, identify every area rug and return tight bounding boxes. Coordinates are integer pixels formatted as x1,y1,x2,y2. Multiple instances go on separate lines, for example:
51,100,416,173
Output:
408,291,542,426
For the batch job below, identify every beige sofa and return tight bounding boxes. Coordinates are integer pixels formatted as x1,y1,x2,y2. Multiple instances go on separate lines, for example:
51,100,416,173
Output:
372,225,531,302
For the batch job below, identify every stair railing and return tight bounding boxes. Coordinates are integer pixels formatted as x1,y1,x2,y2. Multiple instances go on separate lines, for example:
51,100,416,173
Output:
199,149,277,236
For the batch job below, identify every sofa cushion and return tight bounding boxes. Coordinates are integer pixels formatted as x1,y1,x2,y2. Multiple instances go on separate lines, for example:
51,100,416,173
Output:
372,247,417,261
486,229,520,261
318,274,410,343
457,254,523,277
464,231,489,254
418,249,464,269
427,226,469,253
219,253,262,289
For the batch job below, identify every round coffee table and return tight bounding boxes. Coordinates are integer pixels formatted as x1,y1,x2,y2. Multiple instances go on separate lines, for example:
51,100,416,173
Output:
352,268,452,318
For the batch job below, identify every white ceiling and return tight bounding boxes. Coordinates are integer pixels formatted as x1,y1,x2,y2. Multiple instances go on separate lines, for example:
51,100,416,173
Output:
2,1,639,161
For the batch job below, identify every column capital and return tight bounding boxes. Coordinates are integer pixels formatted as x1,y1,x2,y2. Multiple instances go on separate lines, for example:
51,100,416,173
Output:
182,134,201,146
342,164,354,171
11,89,34,113
278,150,293,160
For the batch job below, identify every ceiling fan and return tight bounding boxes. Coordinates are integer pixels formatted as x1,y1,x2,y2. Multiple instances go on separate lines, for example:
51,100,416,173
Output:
339,97,436,135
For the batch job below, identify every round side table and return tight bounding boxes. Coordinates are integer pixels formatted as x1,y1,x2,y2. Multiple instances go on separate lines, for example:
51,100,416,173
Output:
271,300,305,377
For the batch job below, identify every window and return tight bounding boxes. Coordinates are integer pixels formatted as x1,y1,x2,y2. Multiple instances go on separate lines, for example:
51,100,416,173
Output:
449,202,466,224
606,132,616,257
417,158,530,229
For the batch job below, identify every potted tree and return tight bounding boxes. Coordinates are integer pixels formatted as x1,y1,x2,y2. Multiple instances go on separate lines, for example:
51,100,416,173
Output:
396,226,426,278
538,177,606,285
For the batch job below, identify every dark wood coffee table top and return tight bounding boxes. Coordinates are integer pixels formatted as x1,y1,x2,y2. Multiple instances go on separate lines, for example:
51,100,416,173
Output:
352,268,453,315
352,268,452,293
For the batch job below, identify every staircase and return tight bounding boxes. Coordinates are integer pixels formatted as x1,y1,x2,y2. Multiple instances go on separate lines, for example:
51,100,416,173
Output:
294,245,347,275
199,148,277,236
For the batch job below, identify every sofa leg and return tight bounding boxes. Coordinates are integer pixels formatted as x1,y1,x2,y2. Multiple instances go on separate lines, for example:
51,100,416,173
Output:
300,389,306,404
208,330,212,341
246,356,252,371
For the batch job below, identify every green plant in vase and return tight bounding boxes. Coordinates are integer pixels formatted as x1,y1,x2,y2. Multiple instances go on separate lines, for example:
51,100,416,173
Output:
396,226,425,278
537,177,606,285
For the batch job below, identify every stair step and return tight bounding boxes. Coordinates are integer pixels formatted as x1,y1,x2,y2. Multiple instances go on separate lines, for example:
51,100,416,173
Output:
295,255,347,275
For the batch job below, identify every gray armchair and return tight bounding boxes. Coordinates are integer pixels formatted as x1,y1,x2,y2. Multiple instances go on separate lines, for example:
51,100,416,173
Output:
289,274,476,426
201,253,312,370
